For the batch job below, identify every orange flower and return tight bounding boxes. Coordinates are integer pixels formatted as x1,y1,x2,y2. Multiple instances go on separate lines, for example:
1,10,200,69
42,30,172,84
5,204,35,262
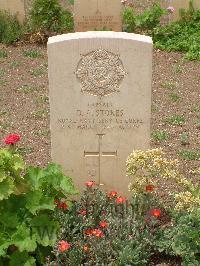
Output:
83,229,93,236
107,191,117,198
79,210,87,216
60,202,68,210
58,240,71,252
150,209,161,218
55,200,68,210
99,221,108,228
115,197,126,204
92,229,104,238
83,245,89,252
145,185,154,192
85,181,95,187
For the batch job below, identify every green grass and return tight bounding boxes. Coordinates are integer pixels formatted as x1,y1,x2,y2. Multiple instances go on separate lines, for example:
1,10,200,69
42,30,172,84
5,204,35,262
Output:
43,61,48,67
196,119,200,129
32,109,48,119
161,81,176,90
10,61,21,68
0,80,7,86
192,105,200,113
180,132,189,145
168,93,181,102
34,129,50,137
0,109,10,116
30,68,44,77
0,68,5,77
178,150,200,160
151,130,169,142
15,85,41,94
23,50,42,58
0,122,11,130
17,147,34,155
151,105,159,113
0,50,8,58
166,115,185,125
172,64,183,73
35,95,49,104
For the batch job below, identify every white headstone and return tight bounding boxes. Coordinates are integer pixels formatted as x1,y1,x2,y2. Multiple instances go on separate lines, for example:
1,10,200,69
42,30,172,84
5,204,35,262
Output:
48,32,152,195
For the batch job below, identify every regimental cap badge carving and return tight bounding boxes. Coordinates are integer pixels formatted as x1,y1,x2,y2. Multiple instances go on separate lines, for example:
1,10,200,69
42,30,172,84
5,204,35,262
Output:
75,49,127,97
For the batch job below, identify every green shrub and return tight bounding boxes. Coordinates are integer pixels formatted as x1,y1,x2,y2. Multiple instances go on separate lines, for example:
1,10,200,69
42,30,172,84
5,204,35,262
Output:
178,150,200,160
135,4,166,31
122,7,136,32
155,209,200,265
0,134,77,265
51,183,156,265
0,11,23,45
122,4,166,33
153,5,200,60
29,0,73,33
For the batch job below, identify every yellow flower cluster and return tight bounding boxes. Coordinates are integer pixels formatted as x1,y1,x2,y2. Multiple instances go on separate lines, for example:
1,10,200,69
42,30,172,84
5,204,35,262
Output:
174,175,194,189
174,191,200,212
126,148,200,213
126,148,179,195
189,167,200,175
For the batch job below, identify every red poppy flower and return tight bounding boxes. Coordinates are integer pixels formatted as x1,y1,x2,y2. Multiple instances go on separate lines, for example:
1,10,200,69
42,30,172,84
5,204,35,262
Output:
85,181,95,187
83,245,89,252
145,185,154,192
79,210,87,216
92,229,104,238
150,209,161,218
99,221,108,228
4,134,20,145
115,197,126,204
58,240,71,252
108,191,118,198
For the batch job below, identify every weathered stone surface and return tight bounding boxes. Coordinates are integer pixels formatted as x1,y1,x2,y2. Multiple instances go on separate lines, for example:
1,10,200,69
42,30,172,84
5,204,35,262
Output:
74,0,122,32
48,31,152,195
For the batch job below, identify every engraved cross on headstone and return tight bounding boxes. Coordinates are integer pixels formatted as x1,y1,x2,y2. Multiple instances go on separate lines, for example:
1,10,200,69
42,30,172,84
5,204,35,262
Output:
96,0,100,14
84,134,117,185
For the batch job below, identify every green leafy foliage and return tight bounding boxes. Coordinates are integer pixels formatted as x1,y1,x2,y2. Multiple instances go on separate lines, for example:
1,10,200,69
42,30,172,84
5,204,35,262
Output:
29,0,73,33
0,140,77,265
122,7,136,32
123,4,166,33
9,251,36,266
135,4,166,31
153,6,200,60
155,209,200,265
0,11,23,45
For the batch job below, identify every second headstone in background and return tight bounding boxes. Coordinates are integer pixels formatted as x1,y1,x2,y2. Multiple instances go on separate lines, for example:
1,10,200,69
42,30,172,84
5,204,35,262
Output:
74,0,122,32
